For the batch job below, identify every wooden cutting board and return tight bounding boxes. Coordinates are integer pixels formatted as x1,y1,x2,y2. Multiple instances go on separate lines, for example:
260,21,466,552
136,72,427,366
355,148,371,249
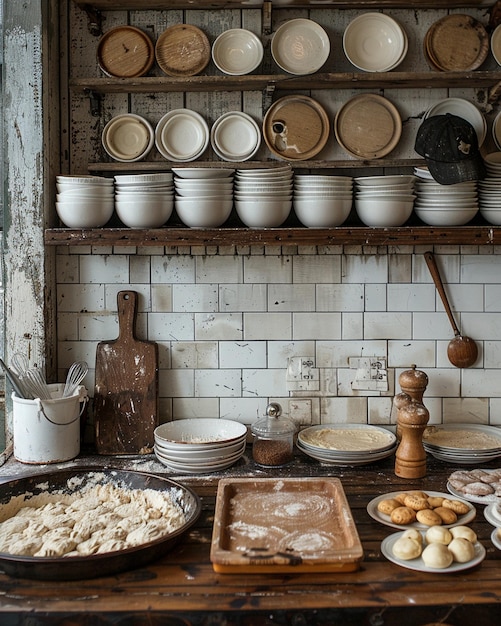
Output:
94,290,158,455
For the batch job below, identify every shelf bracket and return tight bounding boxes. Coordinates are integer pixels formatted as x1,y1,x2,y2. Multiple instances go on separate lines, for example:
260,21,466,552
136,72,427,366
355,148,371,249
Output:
84,89,103,117
262,1,272,36
263,82,276,111
81,4,104,37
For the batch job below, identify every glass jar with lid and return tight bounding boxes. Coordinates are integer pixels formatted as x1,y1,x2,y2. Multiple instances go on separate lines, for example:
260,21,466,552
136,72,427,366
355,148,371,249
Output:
251,403,296,467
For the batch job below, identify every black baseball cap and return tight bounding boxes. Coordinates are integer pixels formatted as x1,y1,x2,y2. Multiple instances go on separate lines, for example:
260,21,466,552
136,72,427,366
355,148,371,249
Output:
414,113,486,185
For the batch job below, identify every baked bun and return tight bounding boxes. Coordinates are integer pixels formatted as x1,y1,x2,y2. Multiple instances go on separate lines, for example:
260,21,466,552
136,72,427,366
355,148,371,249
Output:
392,536,422,560
402,528,423,545
425,525,452,545
442,498,470,515
377,498,401,515
416,509,442,526
450,525,477,543
390,506,416,525
448,537,475,563
421,542,453,569
433,506,457,525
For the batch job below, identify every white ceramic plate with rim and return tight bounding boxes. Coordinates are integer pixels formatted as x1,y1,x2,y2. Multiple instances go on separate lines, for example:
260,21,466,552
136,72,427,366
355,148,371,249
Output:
210,111,261,161
425,98,487,146
381,530,485,573
484,502,501,527
155,109,209,161
367,491,476,530
102,113,154,162
212,29,263,75
271,18,330,75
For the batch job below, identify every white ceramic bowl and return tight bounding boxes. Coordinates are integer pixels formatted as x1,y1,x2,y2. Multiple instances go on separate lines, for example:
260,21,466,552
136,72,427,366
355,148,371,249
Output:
57,188,114,198
480,209,501,225
271,18,330,75
293,197,352,227
114,173,173,185
355,197,414,227
235,198,292,227
102,113,154,162
415,207,478,226
155,109,209,161
154,418,247,448
491,24,501,66
115,199,173,228
343,13,407,72
56,200,114,228
212,29,264,75
172,168,234,179
175,197,233,227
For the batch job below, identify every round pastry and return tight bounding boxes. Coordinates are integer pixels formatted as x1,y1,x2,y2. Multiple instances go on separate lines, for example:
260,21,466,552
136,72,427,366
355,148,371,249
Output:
425,525,452,545
403,494,430,511
433,506,458,524
402,528,423,545
392,536,422,560
449,525,477,543
427,496,444,508
448,537,475,563
377,498,401,515
416,508,443,526
394,492,409,505
390,506,417,525
421,542,453,569
441,499,471,515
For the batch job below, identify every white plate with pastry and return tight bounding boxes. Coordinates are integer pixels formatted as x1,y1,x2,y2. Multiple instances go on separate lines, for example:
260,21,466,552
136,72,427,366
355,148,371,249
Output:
367,491,476,530
381,529,485,573
491,527,501,550
447,468,501,504
484,502,501,527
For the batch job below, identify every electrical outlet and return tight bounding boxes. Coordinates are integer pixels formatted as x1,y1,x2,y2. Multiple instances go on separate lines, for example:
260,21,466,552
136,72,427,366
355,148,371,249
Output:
286,356,319,391
349,357,388,392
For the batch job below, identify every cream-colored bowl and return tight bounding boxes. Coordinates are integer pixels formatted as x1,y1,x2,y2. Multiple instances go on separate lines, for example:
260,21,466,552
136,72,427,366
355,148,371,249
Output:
293,197,352,228
56,200,114,228
115,199,173,228
355,197,414,227
175,197,233,228
102,114,154,162
415,207,478,226
212,29,263,75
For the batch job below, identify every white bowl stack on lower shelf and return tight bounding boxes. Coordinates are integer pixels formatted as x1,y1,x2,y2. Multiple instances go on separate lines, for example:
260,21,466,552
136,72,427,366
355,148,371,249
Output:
354,175,416,227
56,175,115,228
293,175,353,228
114,172,174,228
154,418,248,474
479,153,501,225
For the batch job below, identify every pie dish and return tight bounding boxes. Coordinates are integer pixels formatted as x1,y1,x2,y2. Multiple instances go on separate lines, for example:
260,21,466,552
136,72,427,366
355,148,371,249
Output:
102,114,154,162
212,29,263,75
271,18,330,75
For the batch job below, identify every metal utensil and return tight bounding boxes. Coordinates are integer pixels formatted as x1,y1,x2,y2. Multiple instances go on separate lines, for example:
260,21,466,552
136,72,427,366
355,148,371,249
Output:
63,361,88,398
11,352,30,377
0,357,27,398
424,251,478,368
20,367,52,400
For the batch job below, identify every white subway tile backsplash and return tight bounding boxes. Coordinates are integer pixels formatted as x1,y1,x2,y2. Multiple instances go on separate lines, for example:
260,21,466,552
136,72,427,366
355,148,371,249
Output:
485,285,501,312
151,285,172,312
317,284,364,312
56,255,80,283
220,284,267,312
57,284,105,312
442,398,488,423
341,312,364,340
321,396,368,423
364,312,411,339
151,255,195,284
292,255,341,283
462,369,501,397
244,255,293,283
171,341,218,369
461,255,501,283
343,255,388,283
160,368,194,398
293,312,341,340
484,341,501,368
242,368,288,398
268,284,315,311
78,313,121,342
172,397,220,419
195,313,242,340
195,255,243,283
220,397,267,423
220,341,267,369
387,284,435,311
388,340,436,368
244,313,291,340
267,341,315,369
173,284,218,312
130,256,151,284
364,284,386,312
79,254,129,284
150,313,195,341
195,369,242,397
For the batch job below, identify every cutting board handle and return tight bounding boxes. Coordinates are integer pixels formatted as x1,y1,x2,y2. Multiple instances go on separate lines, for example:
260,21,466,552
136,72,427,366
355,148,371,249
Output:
117,290,138,341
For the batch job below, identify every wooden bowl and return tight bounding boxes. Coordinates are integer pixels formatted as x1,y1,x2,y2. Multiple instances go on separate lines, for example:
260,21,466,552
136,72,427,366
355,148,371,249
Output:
97,25,154,78
155,24,210,77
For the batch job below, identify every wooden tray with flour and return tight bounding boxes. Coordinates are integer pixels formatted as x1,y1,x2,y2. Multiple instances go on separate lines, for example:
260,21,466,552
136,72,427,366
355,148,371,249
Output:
210,477,363,573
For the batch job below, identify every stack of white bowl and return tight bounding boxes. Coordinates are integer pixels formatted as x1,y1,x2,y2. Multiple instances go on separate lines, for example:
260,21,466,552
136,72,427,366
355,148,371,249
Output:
293,175,353,227
413,166,478,226
154,418,248,474
173,168,234,228
354,175,416,226
479,153,501,225
114,173,174,228
234,165,293,227
56,175,115,228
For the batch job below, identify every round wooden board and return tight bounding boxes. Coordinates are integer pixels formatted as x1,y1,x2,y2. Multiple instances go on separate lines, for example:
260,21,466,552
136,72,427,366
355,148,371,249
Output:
97,26,154,78
155,24,210,77
263,95,330,161
424,14,489,72
335,94,402,159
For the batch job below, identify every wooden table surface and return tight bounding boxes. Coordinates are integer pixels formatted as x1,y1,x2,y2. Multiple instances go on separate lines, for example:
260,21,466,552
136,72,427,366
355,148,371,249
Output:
0,450,500,625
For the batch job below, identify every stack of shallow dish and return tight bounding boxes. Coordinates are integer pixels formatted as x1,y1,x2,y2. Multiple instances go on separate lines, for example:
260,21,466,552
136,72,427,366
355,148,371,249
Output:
234,166,293,227
413,167,478,226
354,175,415,227
271,18,330,75
297,424,397,466
424,98,486,147
293,175,353,227
173,168,234,228
102,113,155,163
156,109,209,162
210,112,261,162
212,29,263,75
56,175,115,228
479,153,501,225
114,173,174,228
343,12,408,72
423,423,501,464
154,418,247,473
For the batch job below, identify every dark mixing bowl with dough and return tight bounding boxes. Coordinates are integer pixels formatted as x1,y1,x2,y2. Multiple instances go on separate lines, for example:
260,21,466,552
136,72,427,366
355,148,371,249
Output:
0,468,201,580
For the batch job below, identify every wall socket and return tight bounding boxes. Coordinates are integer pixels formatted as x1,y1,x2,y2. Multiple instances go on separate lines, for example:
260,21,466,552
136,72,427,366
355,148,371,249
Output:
286,356,320,392
349,356,388,392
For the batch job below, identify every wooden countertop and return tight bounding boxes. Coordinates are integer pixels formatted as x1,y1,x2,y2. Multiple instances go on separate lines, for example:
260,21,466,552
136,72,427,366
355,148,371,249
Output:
0,450,500,625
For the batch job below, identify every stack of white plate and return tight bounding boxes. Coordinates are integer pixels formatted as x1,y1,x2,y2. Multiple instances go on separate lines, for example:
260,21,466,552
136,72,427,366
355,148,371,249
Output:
413,166,478,226
293,175,353,227
56,175,115,228
234,166,293,227
343,12,408,72
297,424,397,466
479,153,501,225
424,98,487,147
114,173,174,228
354,175,416,226
210,112,261,162
156,109,209,162
154,418,247,473
423,423,501,465
173,168,234,228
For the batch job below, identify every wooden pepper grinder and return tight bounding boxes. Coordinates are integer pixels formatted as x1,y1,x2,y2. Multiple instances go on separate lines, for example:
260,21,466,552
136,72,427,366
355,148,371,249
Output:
394,365,429,479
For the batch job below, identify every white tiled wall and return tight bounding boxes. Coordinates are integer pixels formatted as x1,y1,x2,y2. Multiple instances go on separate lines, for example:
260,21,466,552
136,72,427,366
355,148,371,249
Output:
55,244,501,436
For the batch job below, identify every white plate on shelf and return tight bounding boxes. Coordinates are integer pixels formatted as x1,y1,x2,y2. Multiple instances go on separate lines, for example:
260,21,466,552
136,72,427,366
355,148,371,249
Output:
155,109,209,161
212,29,263,76
367,491,476,530
271,18,330,75
381,530,485,573
210,112,261,161
425,98,487,147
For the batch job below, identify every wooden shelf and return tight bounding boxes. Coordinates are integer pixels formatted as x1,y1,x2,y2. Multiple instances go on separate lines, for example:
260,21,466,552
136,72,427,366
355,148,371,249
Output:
71,71,501,96
45,225,499,247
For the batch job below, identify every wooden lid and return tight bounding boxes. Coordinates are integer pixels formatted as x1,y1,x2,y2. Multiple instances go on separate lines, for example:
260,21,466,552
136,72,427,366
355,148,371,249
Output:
263,95,330,161
335,94,401,159
97,26,154,78
424,14,489,72
155,24,210,77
